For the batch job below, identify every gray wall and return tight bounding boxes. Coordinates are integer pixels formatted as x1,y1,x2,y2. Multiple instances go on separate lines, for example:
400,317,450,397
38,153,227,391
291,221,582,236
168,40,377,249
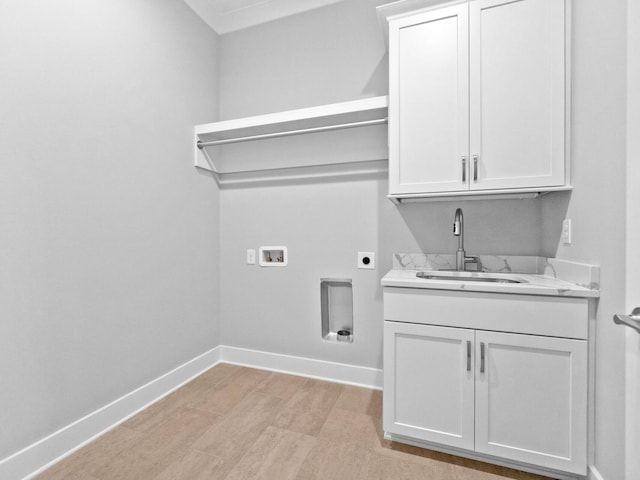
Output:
0,0,219,460
218,0,389,117
219,0,628,476
218,0,543,370
0,0,626,477
540,1,627,478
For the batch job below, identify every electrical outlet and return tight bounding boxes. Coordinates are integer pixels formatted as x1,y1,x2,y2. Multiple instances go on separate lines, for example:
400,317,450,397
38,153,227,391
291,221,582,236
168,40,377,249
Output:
562,219,572,245
246,249,256,265
357,252,375,270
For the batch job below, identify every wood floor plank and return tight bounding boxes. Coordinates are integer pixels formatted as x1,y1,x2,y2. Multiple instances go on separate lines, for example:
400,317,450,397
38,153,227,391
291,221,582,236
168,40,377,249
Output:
93,407,220,480
295,438,374,480
333,385,382,418
255,372,307,400
318,407,382,450
36,366,557,480
224,426,317,480
191,392,283,463
152,450,228,480
375,441,548,480
197,363,244,385
366,449,458,480
335,386,383,439
122,390,187,434
124,375,220,433
379,438,464,465
272,379,343,436
188,367,271,415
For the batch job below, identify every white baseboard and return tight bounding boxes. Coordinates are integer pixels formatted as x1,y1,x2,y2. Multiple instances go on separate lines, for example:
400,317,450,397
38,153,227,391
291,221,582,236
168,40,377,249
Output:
0,346,221,480
588,465,606,480
3,345,382,480
220,345,383,390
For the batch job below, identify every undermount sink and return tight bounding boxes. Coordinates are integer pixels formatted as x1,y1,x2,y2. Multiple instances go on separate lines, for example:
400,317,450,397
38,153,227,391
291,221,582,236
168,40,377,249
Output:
416,271,527,284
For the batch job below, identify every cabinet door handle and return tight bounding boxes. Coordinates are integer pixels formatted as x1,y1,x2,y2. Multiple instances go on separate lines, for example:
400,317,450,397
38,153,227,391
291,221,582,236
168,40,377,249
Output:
480,342,486,373
466,341,471,371
462,156,467,183
473,155,479,182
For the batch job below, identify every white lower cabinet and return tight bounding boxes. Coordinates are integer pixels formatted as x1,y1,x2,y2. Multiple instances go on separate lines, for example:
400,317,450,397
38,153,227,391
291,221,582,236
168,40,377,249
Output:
384,319,588,476
383,322,475,450
474,331,587,473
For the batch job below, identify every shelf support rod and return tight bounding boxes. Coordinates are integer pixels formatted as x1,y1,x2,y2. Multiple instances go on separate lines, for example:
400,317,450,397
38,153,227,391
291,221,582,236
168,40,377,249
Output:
197,117,388,149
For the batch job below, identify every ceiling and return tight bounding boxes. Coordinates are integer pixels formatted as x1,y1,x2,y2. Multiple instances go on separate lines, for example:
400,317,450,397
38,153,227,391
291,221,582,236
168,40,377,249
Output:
183,0,346,34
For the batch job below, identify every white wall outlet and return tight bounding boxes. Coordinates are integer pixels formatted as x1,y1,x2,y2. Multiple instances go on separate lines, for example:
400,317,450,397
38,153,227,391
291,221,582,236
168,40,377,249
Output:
357,252,375,269
562,219,572,245
246,249,256,265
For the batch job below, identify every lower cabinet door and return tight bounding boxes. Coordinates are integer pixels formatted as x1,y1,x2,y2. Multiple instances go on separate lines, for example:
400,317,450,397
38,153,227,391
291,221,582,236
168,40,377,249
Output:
383,321,475,450
474,331,588,475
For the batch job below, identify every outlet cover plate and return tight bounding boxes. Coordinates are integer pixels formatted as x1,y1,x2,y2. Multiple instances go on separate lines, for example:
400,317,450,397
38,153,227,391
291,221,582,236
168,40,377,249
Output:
357,252,375,269
562,219,572,245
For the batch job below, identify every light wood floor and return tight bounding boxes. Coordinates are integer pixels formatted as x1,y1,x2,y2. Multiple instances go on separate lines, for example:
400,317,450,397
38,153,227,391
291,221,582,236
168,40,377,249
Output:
36,364,552,480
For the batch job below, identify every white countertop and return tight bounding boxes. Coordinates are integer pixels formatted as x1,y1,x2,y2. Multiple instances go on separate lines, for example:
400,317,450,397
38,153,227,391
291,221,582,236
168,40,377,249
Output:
381,269,600,298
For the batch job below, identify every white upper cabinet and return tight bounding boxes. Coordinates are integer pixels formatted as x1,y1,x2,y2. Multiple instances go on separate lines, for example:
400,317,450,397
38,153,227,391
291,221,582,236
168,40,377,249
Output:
469,0,566,191
390,4,469,194
386,0,570,200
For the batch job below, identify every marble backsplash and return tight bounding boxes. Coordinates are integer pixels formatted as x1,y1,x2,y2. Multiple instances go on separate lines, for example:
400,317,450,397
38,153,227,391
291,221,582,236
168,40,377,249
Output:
392,253,547,274
392,254,600,291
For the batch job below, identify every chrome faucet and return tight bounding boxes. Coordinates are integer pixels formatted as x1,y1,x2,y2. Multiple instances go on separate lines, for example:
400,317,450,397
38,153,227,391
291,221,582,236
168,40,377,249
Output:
453,208,466,270
453,208,482,271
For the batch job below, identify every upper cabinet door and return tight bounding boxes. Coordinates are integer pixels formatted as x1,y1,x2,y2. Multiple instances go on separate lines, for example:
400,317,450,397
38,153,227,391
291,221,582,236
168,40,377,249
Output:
469,0,567,190
389,3,470,195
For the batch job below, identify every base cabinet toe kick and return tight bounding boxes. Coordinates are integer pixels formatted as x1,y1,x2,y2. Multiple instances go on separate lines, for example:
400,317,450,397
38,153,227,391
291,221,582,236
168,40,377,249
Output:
382,287,595,480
